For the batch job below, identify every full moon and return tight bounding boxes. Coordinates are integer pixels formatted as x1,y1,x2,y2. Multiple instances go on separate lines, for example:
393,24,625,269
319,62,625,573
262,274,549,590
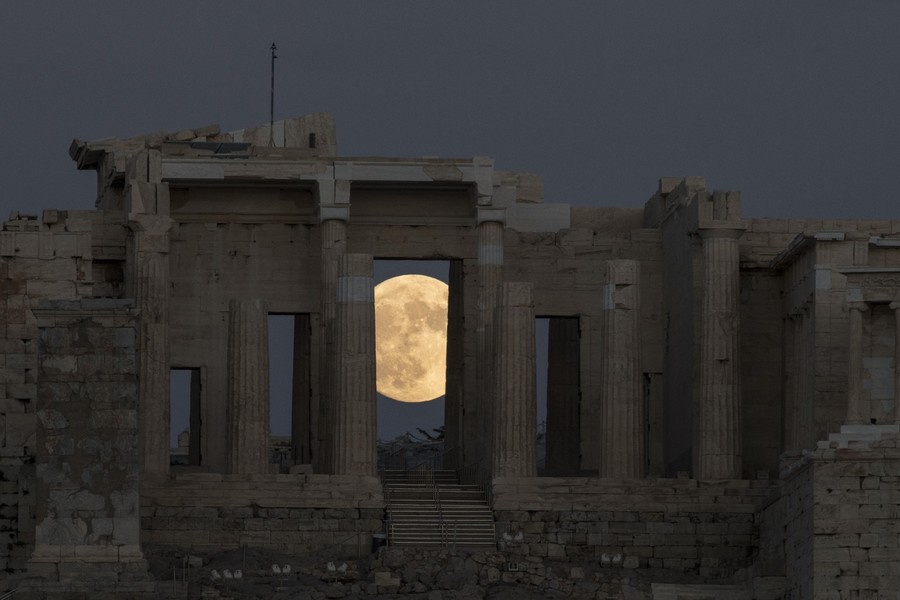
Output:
374,274,448,403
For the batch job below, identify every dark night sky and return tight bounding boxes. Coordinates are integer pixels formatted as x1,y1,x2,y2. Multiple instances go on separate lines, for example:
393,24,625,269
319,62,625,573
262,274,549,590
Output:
3,3,899,442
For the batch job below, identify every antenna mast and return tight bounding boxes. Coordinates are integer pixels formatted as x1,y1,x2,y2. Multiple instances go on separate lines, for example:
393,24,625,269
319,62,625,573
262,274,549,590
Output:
269,43,277,147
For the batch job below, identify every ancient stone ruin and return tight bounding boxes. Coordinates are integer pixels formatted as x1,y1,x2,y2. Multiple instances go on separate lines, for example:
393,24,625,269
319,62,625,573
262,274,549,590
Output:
1,113,899,598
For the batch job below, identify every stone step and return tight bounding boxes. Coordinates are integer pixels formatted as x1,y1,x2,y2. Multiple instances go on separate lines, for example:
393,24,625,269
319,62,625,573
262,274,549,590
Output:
389,523,493,531
383,469,494,548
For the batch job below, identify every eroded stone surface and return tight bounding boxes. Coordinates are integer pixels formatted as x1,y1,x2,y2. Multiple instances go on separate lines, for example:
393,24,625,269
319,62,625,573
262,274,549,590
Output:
1,114,899,597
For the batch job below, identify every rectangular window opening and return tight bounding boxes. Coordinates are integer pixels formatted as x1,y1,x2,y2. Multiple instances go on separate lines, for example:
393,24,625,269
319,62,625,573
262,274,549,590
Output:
269,314,299,470
536,318,549,474
170,367,202,467
540,316,582,477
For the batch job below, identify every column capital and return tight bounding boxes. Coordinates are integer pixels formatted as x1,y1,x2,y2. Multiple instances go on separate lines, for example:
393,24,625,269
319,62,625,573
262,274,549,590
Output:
849,301,870,313
128,214,173,237
500,281,533,308
889,301,900,310
477,207,506,226
319,205,349,223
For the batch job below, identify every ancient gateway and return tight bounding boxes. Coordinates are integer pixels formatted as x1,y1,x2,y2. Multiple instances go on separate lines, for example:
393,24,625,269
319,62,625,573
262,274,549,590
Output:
2,114,898,598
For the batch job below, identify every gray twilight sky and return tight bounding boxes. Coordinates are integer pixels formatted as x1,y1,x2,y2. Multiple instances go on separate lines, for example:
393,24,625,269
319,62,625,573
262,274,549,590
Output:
3,3,900,443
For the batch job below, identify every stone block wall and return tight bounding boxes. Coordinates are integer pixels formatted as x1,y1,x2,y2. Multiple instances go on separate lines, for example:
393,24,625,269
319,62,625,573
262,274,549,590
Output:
141,473,384,558
0,212,100,589
0,446,34,585
766,437,900,599
492,476,777,580
21,299,152,596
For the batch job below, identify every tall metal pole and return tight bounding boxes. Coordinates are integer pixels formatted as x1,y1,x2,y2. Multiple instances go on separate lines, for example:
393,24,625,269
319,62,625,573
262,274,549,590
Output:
270,43,277,147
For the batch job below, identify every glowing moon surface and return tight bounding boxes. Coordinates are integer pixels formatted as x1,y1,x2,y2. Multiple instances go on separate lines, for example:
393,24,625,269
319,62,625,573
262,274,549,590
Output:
374,274,448,403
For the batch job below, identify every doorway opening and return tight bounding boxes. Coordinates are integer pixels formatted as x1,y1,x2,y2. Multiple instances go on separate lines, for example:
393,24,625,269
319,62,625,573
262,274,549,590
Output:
268,313,314,468
170,367,202,467
539,316,582,476
374,259,450,471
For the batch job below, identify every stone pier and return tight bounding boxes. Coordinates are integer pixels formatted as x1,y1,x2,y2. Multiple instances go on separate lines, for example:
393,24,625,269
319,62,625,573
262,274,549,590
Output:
545,317,581,476
696,229,742,479
599,260,644,478
332,253,376,475
472,217,504,467
443,260,465,468
226,299,271,475
492,282,537,478
26,300,151,594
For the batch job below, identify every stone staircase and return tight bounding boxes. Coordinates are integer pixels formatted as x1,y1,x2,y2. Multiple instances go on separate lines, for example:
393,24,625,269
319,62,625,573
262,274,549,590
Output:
382,469,496,549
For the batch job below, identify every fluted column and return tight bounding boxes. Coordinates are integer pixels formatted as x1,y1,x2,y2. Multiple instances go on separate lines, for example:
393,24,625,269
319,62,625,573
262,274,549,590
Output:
545,317,581,476
130,215,173,477
893,301,900,424
599,260,644,478
226,299,270,474
332,254,376,475
473,219,503,467
443,260,465,469
318,217,347,473
492,282,536,478
696,229,742,479
846,302,868,425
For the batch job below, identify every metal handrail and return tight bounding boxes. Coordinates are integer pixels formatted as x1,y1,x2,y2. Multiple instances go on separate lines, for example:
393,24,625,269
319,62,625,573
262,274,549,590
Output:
457,459,493,508
378,441,408,472
383,474,393,547
437,445,459,471
404,440,445,473
433,474,447,549
0,588,18,600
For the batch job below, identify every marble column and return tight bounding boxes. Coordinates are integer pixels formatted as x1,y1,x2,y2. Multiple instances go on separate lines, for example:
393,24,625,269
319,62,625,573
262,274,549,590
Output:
332,253,376,475
545,317,581,476
473,219,503,466
443,260,465,469
846,302,868,425
696,229,742,480
226,299,271,474
599,260,644,478
130,215,173,477
492,282,537,478
893,301,900,423
292,313,312,464
318,217,347,473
